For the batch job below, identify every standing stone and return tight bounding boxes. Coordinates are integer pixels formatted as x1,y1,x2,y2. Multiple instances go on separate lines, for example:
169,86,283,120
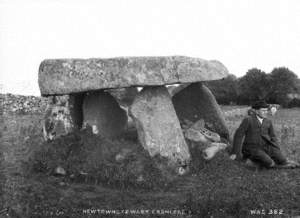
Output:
42,95,83,141
68,93,84,129
82,91,127,138
172,83,229,139
129,86,190,169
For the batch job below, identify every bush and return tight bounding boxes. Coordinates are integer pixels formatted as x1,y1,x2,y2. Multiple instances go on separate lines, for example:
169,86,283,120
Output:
287,98,300,108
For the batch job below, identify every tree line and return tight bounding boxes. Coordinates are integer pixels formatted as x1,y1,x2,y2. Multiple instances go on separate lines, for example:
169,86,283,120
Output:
205,67,300,107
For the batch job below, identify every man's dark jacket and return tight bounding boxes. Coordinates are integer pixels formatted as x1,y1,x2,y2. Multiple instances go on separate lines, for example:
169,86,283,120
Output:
232,114,279,158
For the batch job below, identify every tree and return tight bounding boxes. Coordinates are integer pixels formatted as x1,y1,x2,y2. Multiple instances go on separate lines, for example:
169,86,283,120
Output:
205,74,238,104
268,67,298,107
237,68,271,104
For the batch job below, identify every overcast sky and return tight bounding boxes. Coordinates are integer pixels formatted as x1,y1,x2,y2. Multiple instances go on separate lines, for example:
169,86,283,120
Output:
1,0,300,96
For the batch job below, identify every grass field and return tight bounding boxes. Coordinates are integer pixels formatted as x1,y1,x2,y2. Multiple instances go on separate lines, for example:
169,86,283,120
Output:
0,107,299,218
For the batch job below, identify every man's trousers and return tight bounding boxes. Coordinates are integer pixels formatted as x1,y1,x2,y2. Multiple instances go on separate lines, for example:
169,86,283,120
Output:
242,145,287,168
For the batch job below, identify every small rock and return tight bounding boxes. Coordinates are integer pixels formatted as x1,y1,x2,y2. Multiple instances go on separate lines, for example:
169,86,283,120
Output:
54,166,66,176
115,148,132,162
184,128,209,143
115,153,124,162
137,175,145,182
92,125,99,134
202,142,228,160
59,182,66,186
178,166,187,175
192,120,221,142
184,119,221,143
79,171,88,176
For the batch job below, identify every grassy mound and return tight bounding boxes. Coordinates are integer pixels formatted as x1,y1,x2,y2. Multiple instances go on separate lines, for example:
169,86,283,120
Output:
29,127,173,189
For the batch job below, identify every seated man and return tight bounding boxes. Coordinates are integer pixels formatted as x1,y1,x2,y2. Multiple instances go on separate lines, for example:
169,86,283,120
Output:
230,100,298,168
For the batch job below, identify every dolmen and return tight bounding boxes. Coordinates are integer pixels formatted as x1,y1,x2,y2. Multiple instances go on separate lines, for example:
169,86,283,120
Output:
38,56,229,174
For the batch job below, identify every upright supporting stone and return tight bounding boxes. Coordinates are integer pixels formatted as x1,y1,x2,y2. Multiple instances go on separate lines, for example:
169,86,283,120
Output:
129,86,190,170
82,91,127,138
172,83,229,139
42,94,84,141
69,93,84,130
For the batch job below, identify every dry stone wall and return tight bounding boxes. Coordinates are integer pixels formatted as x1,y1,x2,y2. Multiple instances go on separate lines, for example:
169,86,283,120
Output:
0,93,49,115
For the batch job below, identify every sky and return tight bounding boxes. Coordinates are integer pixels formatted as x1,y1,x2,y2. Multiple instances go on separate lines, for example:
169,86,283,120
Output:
0,0,300,96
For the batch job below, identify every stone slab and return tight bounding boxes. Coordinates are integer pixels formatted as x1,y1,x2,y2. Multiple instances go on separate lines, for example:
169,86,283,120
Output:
42,95,81,141
129,86,190,169
38,56,228,96
82,91,127,138
172,83,229,139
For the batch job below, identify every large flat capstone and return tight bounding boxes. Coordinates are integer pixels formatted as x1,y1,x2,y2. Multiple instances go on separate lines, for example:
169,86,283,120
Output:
38,56,228,96
129,86,190,169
